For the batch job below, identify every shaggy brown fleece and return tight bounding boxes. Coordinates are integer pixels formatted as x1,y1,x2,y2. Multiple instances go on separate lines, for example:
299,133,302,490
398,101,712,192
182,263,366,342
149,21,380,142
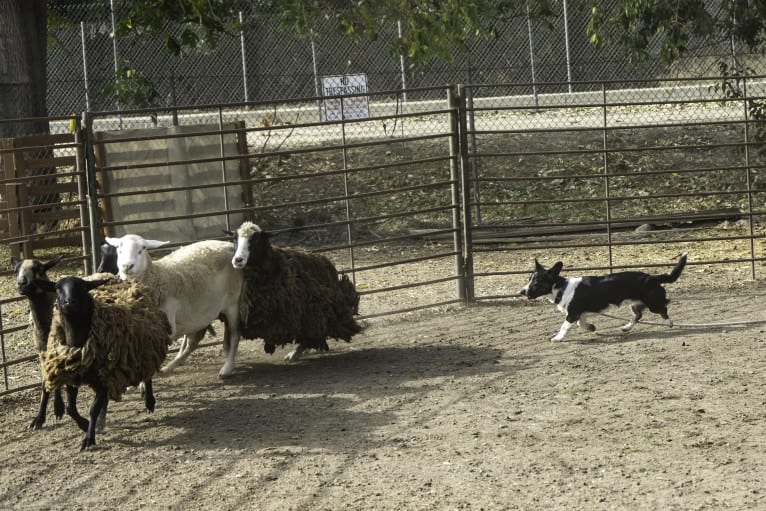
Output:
239,247,362,351
42,281,171,402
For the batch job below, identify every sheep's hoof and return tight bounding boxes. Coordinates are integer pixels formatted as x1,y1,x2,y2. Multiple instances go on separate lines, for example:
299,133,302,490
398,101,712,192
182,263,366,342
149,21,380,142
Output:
80,437,96,452
217,367,234,379
284,351,301,362
29,417,45,431
53,399,65,420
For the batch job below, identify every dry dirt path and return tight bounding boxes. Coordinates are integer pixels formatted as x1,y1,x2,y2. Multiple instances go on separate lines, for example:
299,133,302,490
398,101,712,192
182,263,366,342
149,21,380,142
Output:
1,281,766,510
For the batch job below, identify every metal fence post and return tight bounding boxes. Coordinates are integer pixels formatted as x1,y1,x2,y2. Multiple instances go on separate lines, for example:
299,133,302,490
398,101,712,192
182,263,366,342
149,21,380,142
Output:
239,11,249,103
563,0,573,93
456,84,475,302
80,111,101,272
79,21,91,111
466,85,481,225
73,115,91,274
448,86,466,301
526,1,539,107
601,83,614,271
742,77,756,279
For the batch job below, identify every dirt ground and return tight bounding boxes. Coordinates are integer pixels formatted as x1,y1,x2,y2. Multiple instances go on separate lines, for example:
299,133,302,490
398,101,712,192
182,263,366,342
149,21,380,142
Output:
2,265,766,509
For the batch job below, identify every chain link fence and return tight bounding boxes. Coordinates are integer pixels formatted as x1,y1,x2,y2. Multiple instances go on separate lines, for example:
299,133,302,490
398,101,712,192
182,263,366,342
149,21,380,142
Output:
45,0,754,117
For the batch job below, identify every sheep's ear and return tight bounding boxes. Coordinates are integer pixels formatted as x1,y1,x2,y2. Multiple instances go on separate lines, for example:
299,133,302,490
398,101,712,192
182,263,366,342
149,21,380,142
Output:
10,256,21,271
37,280,56,293
145,240,169,249
43,254,64,271
105,237,121,247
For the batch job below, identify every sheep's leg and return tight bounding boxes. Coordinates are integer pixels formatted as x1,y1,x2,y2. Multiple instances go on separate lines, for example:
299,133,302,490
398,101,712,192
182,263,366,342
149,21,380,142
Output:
218,334,241,378
53,386,65,419
284,344,307,362
29,383,51,430
220,315,231,356
161,330,206,374
96,401,108,432
218,309,241,378
81,386,108,451
143,379,156,412
64,385,89,433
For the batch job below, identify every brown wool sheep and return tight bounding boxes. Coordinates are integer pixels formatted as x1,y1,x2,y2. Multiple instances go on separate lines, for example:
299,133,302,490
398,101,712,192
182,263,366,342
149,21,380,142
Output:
11,255,119,431
40,277,171,450
231,221,362,365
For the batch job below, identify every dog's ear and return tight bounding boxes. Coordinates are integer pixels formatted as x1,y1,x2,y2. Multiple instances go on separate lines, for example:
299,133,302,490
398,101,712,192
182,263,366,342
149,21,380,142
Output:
534,259,545,271
551,262,564,275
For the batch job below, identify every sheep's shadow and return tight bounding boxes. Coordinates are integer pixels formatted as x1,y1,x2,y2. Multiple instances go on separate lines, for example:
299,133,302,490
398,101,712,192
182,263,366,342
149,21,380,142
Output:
142,343,533,452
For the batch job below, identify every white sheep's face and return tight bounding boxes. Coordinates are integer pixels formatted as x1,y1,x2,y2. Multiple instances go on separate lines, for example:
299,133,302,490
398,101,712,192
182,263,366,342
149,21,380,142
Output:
231,234,250,269
105,235,168,281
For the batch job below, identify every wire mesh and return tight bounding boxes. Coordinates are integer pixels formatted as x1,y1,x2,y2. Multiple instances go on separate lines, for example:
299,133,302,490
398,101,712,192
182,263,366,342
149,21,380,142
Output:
45,0,749,117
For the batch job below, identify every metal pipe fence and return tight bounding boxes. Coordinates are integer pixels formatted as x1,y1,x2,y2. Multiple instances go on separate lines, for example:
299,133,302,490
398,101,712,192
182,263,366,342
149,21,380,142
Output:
3,76,766,397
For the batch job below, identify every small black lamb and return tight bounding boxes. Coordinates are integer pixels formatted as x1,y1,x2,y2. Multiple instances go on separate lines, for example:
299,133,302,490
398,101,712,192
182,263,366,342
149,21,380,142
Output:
228,221,362,370
39,276,172,451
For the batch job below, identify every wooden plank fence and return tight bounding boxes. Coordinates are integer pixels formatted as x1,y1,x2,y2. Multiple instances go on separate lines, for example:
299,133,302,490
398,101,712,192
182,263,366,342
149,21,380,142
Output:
1,133,87,259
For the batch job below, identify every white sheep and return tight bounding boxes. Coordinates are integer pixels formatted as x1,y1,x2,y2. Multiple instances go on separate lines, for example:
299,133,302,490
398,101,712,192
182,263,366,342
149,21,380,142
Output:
105,234,244,377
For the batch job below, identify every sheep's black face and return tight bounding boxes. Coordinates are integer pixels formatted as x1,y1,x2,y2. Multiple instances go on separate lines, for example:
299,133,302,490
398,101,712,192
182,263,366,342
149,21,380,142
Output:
13,260,43,296
55,277,90,316
11,256,62,296
232,227,272,269
96,242,118,274
53,277,108,317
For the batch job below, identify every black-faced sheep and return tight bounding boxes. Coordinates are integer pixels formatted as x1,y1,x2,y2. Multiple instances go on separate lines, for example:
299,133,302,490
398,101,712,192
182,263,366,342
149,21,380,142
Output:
96,241,118,274
11,255,68,430
39,276,172,450
12,254,121,432
230,221,362,366
105,235,243,377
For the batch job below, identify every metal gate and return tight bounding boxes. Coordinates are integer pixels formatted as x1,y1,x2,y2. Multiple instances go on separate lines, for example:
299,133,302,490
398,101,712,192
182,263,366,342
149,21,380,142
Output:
3,77,766,397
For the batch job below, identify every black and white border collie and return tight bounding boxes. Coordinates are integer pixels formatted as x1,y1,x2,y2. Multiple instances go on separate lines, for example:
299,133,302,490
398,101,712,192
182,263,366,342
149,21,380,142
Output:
520,253,687,342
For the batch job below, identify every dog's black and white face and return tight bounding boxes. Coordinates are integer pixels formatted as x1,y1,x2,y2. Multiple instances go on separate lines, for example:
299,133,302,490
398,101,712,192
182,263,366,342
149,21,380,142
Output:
520,260,564,299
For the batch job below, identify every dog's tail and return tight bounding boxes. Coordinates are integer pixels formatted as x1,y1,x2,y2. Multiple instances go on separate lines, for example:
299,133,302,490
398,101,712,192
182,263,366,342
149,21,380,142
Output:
654,252,687,284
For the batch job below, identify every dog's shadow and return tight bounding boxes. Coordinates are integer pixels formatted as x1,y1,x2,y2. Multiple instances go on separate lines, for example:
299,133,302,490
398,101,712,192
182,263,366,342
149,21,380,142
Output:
568,323,741,345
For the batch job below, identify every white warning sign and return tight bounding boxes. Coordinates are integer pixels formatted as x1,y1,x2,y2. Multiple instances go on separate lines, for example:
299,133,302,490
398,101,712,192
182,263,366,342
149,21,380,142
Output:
321,73,370,121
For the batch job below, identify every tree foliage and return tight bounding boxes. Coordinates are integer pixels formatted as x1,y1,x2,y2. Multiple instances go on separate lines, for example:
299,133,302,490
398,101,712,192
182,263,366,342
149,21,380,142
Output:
587,0,766,65
114,0,556,68
112,0,766,70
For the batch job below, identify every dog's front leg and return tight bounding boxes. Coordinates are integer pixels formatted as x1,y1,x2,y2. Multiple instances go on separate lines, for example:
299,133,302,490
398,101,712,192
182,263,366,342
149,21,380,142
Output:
622,303,645,332
551,320,575,342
